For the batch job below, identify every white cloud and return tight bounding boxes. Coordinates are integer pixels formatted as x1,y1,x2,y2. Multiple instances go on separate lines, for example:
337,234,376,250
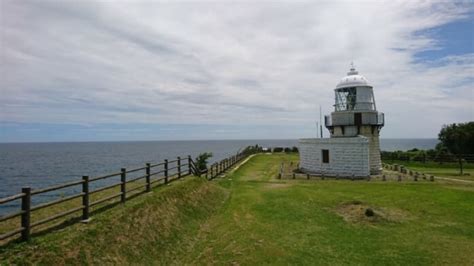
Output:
0,0,473,138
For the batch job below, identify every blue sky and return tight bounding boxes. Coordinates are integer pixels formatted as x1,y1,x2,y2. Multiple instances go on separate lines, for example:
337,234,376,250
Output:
1,1,473,143
415,10,474,61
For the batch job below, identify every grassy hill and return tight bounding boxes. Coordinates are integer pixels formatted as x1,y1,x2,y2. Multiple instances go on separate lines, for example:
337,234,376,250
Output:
1,153,474,265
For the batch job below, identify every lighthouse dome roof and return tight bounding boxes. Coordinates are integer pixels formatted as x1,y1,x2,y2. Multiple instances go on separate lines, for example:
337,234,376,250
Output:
336,66,371,89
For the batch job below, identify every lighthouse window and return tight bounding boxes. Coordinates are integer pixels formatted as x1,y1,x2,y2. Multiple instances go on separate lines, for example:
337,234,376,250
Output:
322,149,330,163
335,87,357,111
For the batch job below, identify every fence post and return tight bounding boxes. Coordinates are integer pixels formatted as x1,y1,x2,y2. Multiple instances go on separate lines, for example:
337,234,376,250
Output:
164,159,169,184
121,168,126,203
82,176,90,222
278,163,282,179
188,155,192,175
21,187,31,241
177,156,181,179
146,163,151,192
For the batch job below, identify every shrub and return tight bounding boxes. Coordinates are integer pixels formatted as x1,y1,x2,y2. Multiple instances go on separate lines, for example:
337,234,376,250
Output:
273,147,283,152
195,152,213,171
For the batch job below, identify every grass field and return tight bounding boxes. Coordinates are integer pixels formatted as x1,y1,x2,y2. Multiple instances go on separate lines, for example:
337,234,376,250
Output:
1,154,473,265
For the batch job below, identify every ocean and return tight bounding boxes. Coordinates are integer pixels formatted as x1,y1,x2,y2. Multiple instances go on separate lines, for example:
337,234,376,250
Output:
0,138,437,214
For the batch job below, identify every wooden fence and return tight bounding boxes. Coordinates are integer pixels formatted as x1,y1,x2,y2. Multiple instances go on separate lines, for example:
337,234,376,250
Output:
204,152,248,180
0,150,254,244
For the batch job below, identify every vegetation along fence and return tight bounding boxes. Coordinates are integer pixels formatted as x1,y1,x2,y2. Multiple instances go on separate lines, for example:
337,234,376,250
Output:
381,151,474,164
0,148,257,244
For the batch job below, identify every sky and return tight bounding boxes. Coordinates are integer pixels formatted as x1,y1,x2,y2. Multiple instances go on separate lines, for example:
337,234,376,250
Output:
0,0,473,142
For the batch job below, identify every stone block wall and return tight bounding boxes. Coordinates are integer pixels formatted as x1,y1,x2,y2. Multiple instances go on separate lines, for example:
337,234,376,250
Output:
298,136,370,177
359,126,382,174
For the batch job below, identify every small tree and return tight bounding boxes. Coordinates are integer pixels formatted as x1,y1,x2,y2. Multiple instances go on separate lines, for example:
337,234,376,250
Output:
434,142,451,164
195,152,213,172
438,122,474,174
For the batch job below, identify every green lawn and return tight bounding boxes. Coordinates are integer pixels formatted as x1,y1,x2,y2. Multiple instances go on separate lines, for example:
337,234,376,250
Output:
1,154,474,265
177,154,474,265
384,160,474,181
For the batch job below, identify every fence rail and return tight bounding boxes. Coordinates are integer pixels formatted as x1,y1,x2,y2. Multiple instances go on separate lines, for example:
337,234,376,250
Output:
198,152,249,180
0,155,194,243
0,149,257,244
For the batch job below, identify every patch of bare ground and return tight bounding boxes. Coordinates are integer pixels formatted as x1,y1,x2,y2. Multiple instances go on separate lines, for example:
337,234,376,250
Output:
335,200,412,225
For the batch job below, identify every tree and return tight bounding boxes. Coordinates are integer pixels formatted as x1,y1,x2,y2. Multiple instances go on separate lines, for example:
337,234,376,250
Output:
433,142,452,164
438,122,474,174
195,152,213,172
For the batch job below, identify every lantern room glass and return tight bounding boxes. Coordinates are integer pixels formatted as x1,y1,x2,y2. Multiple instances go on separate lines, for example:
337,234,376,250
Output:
334,86,376,111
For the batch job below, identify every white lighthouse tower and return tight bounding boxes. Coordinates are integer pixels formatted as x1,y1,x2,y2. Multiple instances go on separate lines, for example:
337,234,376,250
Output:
325,64,384,174
298,64,384,177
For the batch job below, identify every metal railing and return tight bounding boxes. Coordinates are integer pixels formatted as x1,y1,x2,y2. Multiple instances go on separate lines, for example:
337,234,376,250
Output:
324,112,384,127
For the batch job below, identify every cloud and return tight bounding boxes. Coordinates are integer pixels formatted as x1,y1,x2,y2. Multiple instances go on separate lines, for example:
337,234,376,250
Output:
0,0,473,139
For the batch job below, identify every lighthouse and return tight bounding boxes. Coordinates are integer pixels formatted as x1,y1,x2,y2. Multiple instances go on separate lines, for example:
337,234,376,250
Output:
299,64,384,177
325,64,384,174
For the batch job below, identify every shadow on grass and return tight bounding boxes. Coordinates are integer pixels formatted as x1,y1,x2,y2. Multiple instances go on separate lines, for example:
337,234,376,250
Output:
0,189,150,250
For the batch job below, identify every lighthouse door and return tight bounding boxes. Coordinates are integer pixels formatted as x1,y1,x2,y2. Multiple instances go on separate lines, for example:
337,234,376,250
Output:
354,113,362,126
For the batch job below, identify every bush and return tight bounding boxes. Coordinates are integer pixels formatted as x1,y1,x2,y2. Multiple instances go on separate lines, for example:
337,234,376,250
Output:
241,145,262,155
195,152,213,171
291,146,299,153
273,147,283,152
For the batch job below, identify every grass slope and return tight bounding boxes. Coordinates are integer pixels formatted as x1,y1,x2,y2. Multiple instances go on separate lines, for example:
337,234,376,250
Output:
0,177,228,265
1,154,473,265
